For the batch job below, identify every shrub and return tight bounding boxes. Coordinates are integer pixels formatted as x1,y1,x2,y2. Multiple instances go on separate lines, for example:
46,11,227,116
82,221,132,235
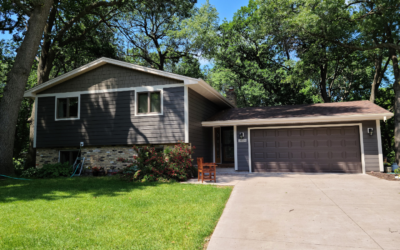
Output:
21,162,72,178
118,142,195,182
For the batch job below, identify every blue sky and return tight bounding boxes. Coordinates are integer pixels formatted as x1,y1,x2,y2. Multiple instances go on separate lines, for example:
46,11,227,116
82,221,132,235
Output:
197,0,247,22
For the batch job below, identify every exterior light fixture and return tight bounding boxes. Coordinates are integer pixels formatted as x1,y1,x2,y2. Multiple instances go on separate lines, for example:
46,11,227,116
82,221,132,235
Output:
239,132,244,139
367,128,374,136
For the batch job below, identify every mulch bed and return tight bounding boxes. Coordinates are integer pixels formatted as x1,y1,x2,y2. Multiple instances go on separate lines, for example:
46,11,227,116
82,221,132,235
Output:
367,171,400,181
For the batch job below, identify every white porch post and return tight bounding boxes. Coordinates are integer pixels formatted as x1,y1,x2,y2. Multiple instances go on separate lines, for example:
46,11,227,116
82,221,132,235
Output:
234,125,238,170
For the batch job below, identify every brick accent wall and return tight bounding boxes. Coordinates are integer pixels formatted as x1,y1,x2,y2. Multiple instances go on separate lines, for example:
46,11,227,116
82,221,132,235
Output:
36,144,172,170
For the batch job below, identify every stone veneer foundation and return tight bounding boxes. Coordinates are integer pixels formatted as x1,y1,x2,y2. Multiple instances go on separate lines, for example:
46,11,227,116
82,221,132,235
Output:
36,145,172,170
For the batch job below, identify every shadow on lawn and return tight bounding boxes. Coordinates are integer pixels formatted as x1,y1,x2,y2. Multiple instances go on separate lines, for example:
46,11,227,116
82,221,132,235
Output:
0,177,167,203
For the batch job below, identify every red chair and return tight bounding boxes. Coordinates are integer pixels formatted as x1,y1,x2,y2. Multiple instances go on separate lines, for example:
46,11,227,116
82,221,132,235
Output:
197,157,217,183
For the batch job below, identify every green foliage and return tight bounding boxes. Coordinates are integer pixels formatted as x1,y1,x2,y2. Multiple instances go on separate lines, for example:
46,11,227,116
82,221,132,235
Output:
118,142,195,182
376,86,395,162
169,56,206,79
21,163,72,178
117,0,218,70
209,0,315,107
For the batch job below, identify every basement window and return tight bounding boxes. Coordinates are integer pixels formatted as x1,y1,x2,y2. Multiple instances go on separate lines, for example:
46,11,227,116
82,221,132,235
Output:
59,151,80,166
136,91,162,115
55,96,80,120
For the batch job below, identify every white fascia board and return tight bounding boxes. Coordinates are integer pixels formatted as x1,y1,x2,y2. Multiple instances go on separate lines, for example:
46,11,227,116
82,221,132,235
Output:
24,57,201,97
201,113,394,127
197,79,236,108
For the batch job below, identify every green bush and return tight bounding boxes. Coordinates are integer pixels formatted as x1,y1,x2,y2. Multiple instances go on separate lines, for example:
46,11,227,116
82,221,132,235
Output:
118,142,195,182
21,163,72,178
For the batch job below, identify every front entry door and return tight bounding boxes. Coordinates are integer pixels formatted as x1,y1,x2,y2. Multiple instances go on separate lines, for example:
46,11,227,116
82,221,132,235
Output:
221,127,234,163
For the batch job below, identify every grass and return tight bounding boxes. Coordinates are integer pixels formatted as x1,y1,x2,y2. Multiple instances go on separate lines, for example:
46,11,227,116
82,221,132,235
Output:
0,177,232,249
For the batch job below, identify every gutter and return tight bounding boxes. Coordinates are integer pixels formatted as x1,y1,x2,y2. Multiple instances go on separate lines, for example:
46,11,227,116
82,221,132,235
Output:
201,113,394,127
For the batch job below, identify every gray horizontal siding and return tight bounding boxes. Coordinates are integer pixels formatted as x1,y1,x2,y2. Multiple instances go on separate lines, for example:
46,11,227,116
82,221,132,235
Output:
189,89,226,162
237,121,381,172
361,120,380,172
39,64,183,94
36,87,184,147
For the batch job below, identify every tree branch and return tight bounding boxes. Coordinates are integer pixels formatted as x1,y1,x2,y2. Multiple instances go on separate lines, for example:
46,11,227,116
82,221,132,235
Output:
12,0,32,16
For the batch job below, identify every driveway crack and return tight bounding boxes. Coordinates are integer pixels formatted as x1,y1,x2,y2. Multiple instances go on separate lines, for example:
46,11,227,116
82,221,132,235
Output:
307,177,384,250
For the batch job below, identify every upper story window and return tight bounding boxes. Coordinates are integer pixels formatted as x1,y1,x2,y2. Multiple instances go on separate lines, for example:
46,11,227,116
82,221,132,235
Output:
137,91,161,115
56,97,80,120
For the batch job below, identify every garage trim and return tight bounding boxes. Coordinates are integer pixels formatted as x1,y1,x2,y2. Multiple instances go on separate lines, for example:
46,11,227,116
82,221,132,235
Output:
247,123,365,174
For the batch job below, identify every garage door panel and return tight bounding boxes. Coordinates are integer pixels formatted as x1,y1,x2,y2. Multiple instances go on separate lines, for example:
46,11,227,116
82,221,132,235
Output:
264,130,276,137
330,128,344,136
290,151,302,159
265,141,276,147
278,152,290,159
315,128,329,136
303,129,315,136
290,129,302,137
276,129,290,137
291,140,302,147
331,140,345,147
315,140,330,147
253,130,264,137
344,127,358,135
251,126,362,173
253,152,264,159
277,141,290,148
344,140,358,147
303,140,316,147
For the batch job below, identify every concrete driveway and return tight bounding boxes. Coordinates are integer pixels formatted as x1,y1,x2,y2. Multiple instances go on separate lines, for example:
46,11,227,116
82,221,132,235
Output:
206,174,400,250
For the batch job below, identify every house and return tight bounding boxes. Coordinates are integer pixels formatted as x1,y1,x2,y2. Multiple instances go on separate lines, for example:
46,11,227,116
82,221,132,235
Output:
24,57,393,174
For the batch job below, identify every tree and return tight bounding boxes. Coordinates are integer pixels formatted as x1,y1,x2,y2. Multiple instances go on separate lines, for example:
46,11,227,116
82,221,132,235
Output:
25,0,124,169
169,56,206,79
272,0,400,163
209,0,315,107
115,0,218,70
36,0,124,85
376,86,395,162
0,0,53,176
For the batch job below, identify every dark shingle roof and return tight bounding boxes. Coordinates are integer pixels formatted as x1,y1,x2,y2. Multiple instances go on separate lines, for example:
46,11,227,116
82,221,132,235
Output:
206,100,391,122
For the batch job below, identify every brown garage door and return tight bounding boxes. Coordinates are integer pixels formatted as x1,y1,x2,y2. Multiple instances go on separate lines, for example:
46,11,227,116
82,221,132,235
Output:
250,126,362,173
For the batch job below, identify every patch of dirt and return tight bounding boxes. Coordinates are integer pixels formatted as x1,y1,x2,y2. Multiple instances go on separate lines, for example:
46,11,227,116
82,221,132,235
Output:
367,171,400,181
203,236,211,249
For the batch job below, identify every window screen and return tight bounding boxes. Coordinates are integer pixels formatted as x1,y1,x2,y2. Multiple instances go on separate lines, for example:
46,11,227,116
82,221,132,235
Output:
138,93,148,114
150,92,161,113
137,92,161,114
57,97,79,119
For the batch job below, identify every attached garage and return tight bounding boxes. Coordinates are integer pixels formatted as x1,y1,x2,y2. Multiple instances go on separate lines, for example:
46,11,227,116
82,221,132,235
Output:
202,100,393,174
250,126,362,173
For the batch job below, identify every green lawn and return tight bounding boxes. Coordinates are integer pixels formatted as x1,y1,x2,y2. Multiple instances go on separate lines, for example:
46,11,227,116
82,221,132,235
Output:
0,177,232,249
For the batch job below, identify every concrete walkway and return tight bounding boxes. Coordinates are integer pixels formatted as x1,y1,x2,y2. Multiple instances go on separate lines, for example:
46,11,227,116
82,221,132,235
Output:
190,174,400,250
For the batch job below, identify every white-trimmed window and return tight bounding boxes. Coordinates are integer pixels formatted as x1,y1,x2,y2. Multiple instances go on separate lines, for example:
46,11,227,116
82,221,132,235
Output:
55,96,80,120
136,91,162,115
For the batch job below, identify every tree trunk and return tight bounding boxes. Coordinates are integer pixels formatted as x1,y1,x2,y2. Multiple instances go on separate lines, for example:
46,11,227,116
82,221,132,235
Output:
25,6,58,169
0,0,53,175
391,50,400,165
319,63,330,103
25,103,36,168
370,55,390,103
37,48,56,84
370,55,382,103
